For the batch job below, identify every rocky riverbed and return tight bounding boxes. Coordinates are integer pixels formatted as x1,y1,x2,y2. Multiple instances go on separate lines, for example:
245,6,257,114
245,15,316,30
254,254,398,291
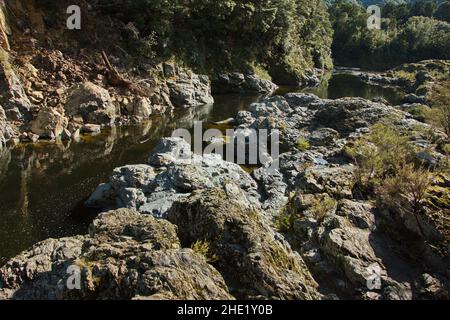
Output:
2,88,449,300
0,0,449,301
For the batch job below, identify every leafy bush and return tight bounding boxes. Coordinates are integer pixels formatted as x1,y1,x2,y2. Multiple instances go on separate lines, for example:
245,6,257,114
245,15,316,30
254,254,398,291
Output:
297,137,311,151
309,195,337,219
377,163,432,236
393,70,416,82
190,240,218,263
346,122,415,192
423,79,450,135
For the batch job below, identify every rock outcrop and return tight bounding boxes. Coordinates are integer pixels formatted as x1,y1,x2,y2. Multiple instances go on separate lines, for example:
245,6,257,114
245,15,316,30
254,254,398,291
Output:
65,82,117,126
168,187,321,300
86,138,260,218
2,82,449,300
0,64,32,121
163,64,214,108
30,107,68,139
212,73,278,94
0,209,233,300
233,92,449,299
0,3,217,146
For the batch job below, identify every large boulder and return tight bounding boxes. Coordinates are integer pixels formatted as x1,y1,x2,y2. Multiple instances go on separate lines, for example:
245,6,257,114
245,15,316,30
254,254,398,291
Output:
30,107,68,139
0,209,232,300
167,69,214,108
0,64,32,121
319,215,386,289
65,82,117,125
168,186,321,300
86,138,260,218
313,98,404,136
212,73,278,94
296,165,355,198
129,97,152,119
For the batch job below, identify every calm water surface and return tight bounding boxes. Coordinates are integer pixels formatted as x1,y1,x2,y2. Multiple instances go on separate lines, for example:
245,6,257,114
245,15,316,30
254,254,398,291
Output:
0,74,404,265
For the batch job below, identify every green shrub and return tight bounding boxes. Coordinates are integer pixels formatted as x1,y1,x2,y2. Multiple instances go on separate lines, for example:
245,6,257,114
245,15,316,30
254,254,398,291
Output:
310,196,337,219
378,163,432,236
297,138,311,151
274,213,295,233
393,70,416,82
191,240,218,263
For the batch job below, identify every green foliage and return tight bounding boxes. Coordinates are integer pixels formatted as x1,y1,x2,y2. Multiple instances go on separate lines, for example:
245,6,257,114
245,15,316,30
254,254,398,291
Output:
443,143,450,155
190,240,218,263
423,79,450,135
250,62,272,81
346,122,415,192
98,0,333,83
296,137,311,151
310,195,337,219
328,0,450,68
274,212,295,233
348,121,439,234
378,163,432,233
393,70,416,82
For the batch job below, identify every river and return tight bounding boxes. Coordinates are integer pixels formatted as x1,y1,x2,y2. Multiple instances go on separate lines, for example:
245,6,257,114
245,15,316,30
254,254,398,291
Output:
0,73,404,265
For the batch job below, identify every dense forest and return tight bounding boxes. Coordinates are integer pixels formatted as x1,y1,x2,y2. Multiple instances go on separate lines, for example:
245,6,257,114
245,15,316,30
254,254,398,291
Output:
92,0,334,84
95,0,450,73
329,0,450,68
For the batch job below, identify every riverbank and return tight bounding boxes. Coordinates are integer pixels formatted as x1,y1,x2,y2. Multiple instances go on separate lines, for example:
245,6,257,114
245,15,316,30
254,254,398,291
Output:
0,72,409,266
0,1,449,301
1,70,449,298
1,1,289,151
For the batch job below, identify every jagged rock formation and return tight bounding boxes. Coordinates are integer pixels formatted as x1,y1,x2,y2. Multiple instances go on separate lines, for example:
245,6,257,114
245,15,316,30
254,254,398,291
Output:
235,92,449,299
0,1,214,146
212,72,278,94
0,0,448,301
164,63,214,108
3,90,446,300
0,209,233,300
85,137,260,218
168,187,320,300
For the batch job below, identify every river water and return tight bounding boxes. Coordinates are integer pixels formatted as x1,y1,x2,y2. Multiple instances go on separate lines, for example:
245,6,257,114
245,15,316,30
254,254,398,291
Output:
0,73,404,265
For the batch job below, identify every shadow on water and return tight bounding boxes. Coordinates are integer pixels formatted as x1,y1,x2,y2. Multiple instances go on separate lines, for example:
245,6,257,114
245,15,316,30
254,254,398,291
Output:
276,73,404,105
0,99,260,265
0,73,405,265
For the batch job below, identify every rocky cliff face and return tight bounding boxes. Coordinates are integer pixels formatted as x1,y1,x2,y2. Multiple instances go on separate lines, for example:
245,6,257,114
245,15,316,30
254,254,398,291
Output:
0,1,217,146
0,1,283,147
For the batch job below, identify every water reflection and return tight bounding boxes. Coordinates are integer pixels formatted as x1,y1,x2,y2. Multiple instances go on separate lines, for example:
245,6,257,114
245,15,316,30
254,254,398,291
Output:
277,72,404,105
0,73,405,265
0,103,223,264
